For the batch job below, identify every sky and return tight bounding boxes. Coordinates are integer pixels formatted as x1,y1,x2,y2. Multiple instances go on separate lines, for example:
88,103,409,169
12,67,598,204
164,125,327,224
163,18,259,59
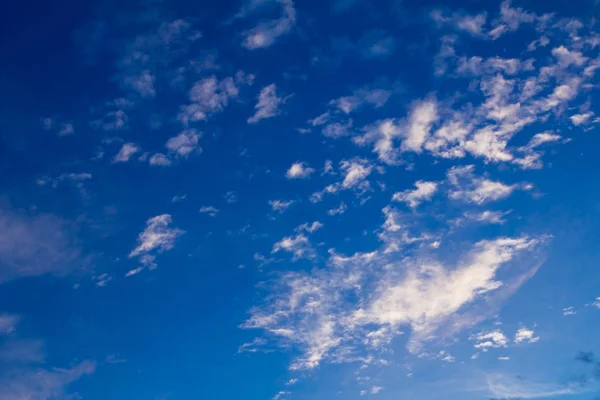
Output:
1,0,600,399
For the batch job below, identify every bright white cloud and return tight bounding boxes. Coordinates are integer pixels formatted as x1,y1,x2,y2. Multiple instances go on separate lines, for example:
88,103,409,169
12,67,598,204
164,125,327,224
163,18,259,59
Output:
514,327,540,344
286,162,315,179
448,165,517,204
570,112,594,126
340,158,373,189
403,99,438,153
563,306,576,316
248,84,284,123
272,234,314,260
129,215,184,268
113,143,140,163
244,229,542,370
392,181,438,208
470,329,508,350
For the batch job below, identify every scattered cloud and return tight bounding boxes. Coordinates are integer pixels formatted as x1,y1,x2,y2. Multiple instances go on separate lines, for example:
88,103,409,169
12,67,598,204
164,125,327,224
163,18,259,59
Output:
448,165,519,204
128,214,184,272
242,0,296,50
171,194,188,203
269,200,295,212
248,84,285,123
149,153,172,166
286,162,315,179
272,234,314,261
328,202,347,216
470,330,508,351
113,143,140,163
514,327,540,344
392,181,438,208
199,206,220,217
563,306,576,316
165,129,201,157
244,230,543,370
295,221,323,233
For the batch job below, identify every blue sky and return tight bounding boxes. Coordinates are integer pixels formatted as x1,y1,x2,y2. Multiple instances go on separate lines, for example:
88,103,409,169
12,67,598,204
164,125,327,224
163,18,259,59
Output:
1,0,600,399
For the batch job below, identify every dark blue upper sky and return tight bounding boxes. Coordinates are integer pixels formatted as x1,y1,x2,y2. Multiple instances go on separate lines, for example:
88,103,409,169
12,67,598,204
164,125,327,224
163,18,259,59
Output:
1,0,600,399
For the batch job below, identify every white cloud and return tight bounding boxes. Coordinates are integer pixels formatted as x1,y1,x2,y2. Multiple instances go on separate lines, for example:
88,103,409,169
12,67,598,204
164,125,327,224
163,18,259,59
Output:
272,390,291,400
113,143,140,163
244,229,542,370
269,200,295,212
489,0,537,39
448,165,517,204
172,194,187,203
563,306,576,316
370,386,384,394
330,87,392,114
470,329,508,350
392,181,438,208
242,0,296,49
179,75,243,125
286,162,315,179
462,210,510,225
402,99,438,153
592,297,600,309
149,153,172,166
328,202,347,216
248,84,284,123
166,129,201,157
570,112,594,126
199,206,219,217
295,221,323,234
431,9,488,37
123,69,156,98
129,215,184,269
322,120,353,138
514,327,540,344
498,356,510,360
340,158,373,189
272,234,314,260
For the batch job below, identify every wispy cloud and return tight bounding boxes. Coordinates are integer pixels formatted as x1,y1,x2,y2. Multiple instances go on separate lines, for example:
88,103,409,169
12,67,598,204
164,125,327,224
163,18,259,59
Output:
248,84,285,123
242,0,296,50
128,214,184,274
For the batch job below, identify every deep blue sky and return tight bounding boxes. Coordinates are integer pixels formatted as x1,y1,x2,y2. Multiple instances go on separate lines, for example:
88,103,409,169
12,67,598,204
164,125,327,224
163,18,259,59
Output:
1,0,600,399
